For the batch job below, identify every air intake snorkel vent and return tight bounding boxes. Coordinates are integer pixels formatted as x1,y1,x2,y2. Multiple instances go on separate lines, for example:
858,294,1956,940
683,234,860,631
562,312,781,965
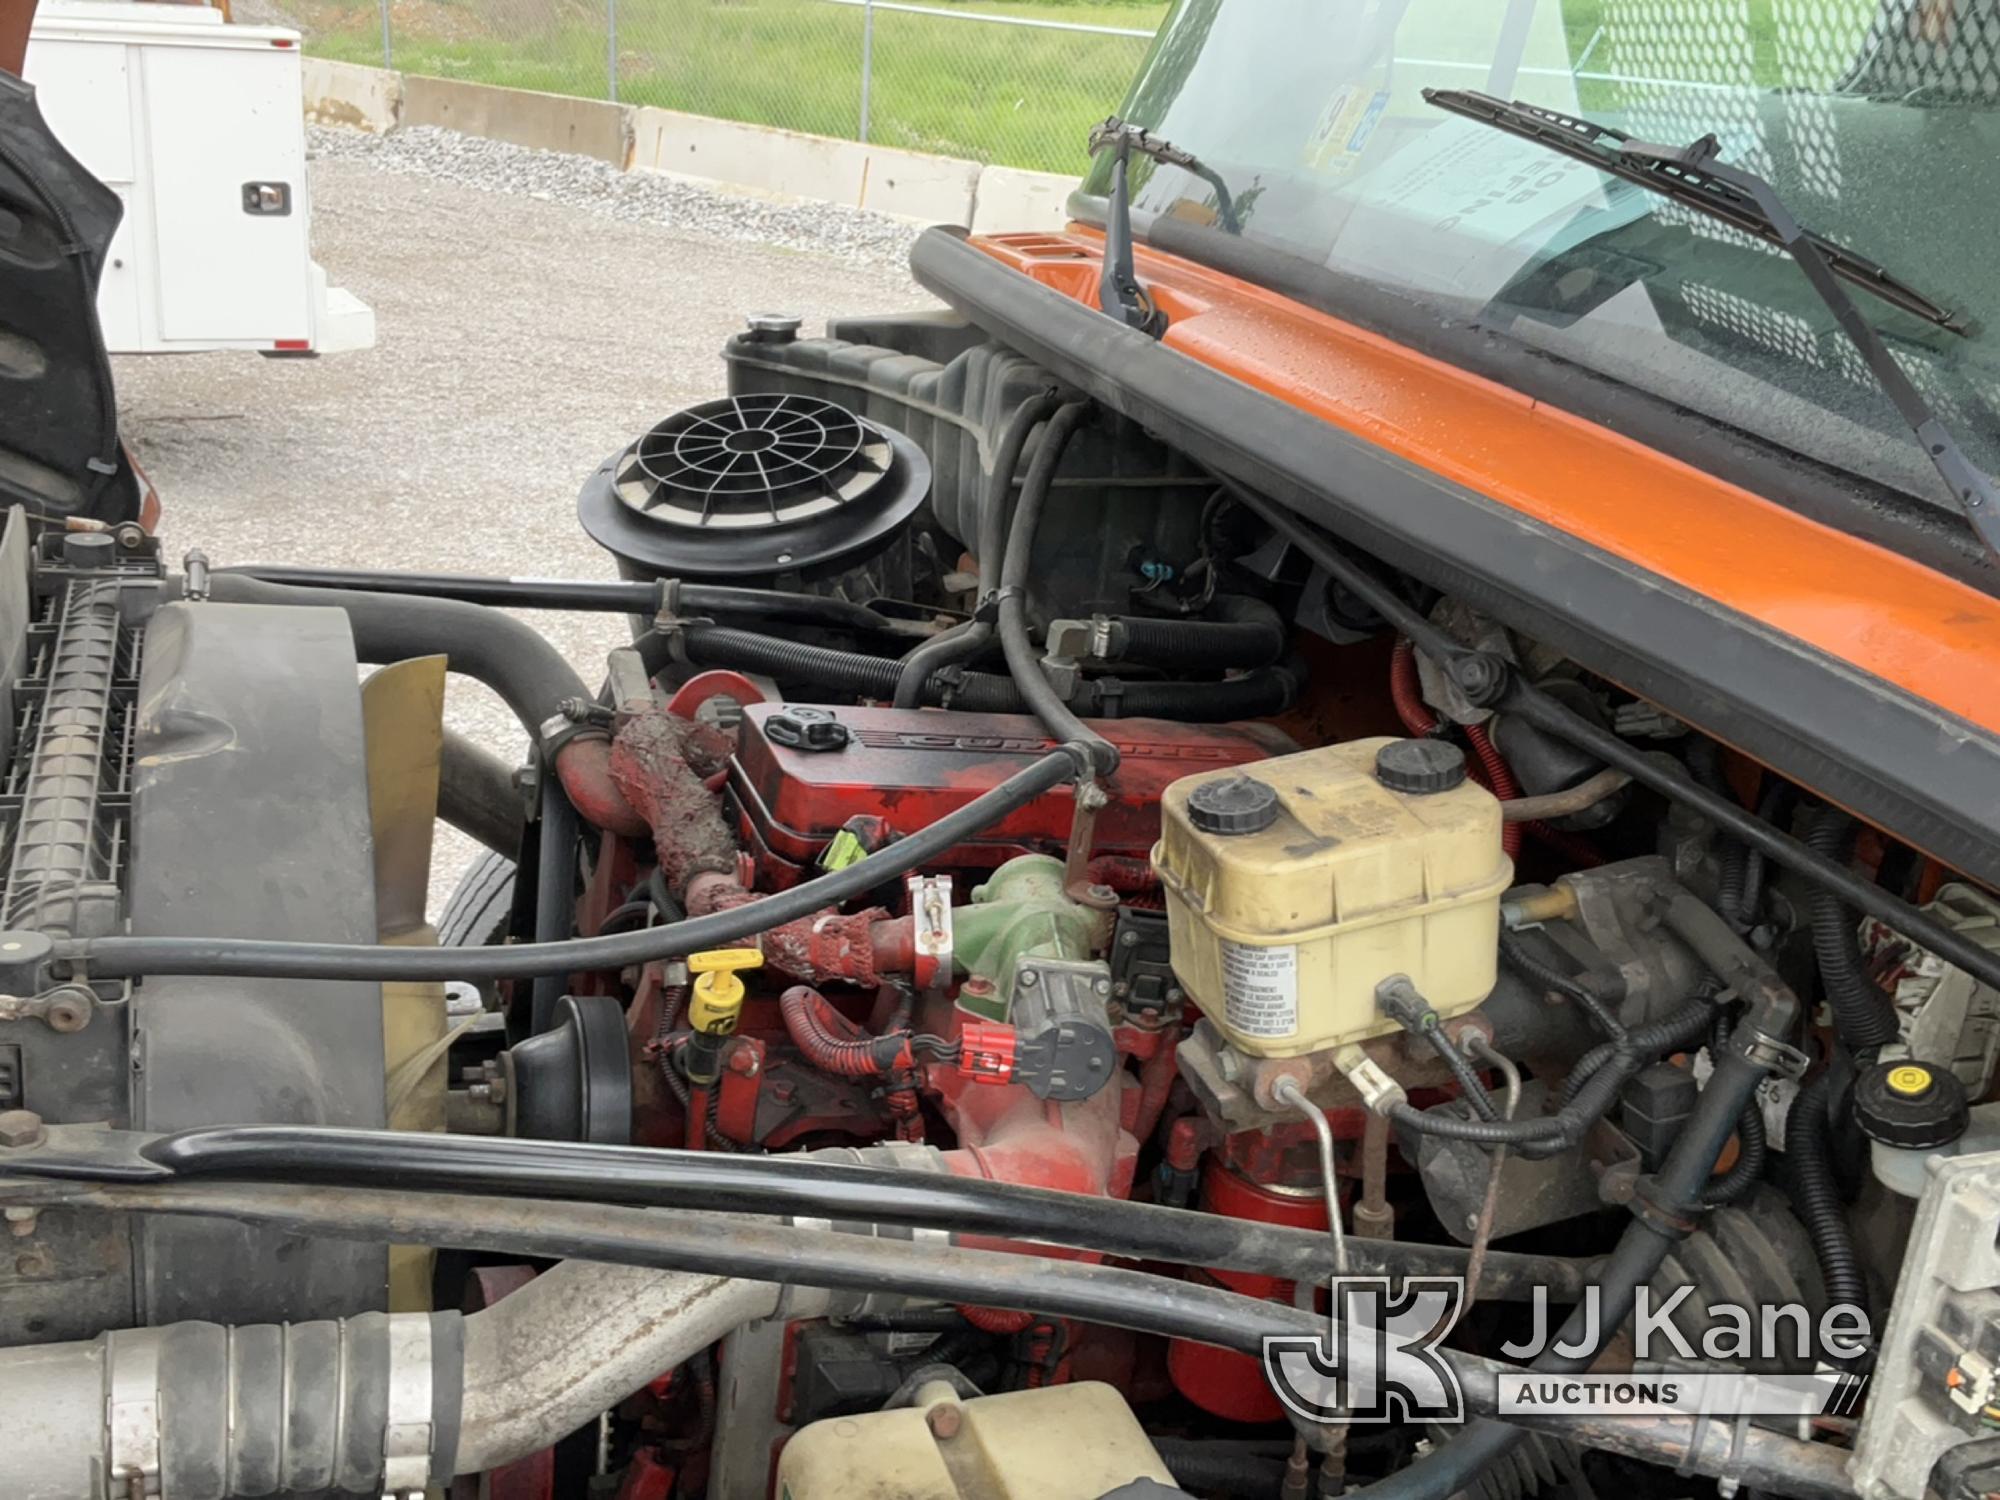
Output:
580,393,930,585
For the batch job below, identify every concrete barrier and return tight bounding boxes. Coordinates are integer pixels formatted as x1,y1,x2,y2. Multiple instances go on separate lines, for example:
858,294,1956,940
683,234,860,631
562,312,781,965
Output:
302,63,1078,232
303,57,401,134
629,108,980,224
971,164,1076,234
402,76,630,167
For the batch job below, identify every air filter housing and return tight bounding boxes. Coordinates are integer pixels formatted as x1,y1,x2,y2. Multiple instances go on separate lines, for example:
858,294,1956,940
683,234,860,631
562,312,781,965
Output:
579,393,930,585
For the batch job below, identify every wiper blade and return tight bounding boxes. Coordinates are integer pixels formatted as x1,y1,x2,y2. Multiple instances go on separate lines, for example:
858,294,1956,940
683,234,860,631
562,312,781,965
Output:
1425,88,2000,564
1423,89,1964,333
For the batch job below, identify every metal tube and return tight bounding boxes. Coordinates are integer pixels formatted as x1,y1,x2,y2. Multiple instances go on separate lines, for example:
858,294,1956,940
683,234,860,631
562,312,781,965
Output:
457,1260,778,1470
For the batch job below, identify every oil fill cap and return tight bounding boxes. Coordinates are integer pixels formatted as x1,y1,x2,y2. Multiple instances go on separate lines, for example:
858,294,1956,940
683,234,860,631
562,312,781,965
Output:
1855,1059,1970,1150
1187,775,1279,836
1375,738,1468,795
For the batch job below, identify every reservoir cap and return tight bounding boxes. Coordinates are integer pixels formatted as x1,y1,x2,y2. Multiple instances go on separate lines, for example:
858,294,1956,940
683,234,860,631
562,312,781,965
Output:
1187,775,1279,836
1375,738,1468,795
1855,1059,1969,1150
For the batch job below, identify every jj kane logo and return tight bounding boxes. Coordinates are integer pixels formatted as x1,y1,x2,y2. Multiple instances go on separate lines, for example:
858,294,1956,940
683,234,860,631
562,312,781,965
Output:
1262,1277,1872,1425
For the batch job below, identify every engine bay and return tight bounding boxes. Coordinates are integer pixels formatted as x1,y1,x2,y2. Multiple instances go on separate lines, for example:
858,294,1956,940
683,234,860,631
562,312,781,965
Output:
5,311,2000,1500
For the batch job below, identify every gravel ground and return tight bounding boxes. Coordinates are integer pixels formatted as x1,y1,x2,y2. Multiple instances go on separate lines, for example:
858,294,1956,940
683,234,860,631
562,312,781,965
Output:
113,125,935,918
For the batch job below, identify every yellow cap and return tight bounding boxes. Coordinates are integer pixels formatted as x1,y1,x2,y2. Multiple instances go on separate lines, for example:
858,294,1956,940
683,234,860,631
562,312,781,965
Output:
688,948,762,1034
1886,1064,1935,1098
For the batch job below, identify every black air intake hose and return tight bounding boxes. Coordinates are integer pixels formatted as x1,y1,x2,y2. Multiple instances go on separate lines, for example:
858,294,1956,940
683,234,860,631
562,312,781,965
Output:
1111,595,1286,670
651,623,1298,723
1803,808,1902,1051
1784,1069,1867,1324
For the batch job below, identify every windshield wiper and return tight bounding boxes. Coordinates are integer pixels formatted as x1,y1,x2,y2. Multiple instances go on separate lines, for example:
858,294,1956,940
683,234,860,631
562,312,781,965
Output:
1087,118,1241,337
1425,88,2000,563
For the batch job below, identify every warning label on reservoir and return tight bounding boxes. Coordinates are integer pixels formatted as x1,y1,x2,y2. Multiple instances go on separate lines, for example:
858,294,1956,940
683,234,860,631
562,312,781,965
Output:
1221,940,1298,1039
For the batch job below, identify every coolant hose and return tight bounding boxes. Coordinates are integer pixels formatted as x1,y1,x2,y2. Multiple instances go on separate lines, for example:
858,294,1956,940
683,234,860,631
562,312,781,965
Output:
994,401,1120,774
1784,1069,1868,1322
1110,595,1286,670
893,392,1063,708
1803,808,1902,1051
1360,977,1798,1500
56,749,1082,980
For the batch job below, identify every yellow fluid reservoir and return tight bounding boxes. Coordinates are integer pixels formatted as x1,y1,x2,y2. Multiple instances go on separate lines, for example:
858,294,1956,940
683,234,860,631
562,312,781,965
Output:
1152,736,1511,1057
776,1380,1174,1500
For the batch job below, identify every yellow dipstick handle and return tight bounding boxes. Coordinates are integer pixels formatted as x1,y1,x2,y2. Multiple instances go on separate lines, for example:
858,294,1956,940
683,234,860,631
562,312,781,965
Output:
689,948,763,1035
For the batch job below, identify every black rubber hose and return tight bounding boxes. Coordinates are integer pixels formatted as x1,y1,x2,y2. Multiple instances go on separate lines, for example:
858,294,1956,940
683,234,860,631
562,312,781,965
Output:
1362,991,1796,1500
1151,1440,1290,1499
893,392,1063,708
995,402,1119,773
1785,1070,1868,1320
1803,808,1903,1051
215,564,896,632
1111,595,1287,670
1700,1010,1768,1209
16,1123,1599,1298
202,574,587,744
54,750,1080,980
658,621,1297,722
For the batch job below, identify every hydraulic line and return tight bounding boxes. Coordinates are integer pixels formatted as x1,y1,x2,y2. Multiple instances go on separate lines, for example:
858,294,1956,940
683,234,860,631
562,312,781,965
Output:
52,750,1080,980
893,391,1063,708
13,1122,1591,1299
995,401,1120,774
216,563,897,632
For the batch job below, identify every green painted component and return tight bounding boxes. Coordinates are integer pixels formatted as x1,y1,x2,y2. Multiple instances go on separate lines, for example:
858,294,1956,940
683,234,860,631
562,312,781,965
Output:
950,854,1106,1018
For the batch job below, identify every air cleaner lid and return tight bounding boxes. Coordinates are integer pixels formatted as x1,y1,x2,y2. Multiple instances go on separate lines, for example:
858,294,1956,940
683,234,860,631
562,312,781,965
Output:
578,393,929,581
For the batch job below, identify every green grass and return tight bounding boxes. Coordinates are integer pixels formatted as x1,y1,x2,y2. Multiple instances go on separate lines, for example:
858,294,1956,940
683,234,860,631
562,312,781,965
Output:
306,0,1166,173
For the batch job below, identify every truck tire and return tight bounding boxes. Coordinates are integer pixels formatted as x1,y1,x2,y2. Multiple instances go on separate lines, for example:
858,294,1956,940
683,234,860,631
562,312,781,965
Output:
438,849,515,949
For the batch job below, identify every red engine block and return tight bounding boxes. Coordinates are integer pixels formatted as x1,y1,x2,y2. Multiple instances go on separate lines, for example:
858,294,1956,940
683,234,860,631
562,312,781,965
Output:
728,704,1295,888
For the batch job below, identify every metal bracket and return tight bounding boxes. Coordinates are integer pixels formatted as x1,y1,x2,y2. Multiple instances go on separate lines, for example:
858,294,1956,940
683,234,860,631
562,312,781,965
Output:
907,873,954,991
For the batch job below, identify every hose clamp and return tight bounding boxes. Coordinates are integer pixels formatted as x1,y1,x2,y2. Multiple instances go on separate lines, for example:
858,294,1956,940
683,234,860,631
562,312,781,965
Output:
106,1328,163,1498
1628,1174,1701,1241
1737,1032,1810,1079
382,1312,436,1493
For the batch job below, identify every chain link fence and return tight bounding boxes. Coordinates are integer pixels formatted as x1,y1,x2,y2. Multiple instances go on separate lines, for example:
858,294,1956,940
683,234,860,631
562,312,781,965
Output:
281,0,1163,174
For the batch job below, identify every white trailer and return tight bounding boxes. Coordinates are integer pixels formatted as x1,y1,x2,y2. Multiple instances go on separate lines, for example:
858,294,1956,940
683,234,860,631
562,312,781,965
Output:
23,0,373,354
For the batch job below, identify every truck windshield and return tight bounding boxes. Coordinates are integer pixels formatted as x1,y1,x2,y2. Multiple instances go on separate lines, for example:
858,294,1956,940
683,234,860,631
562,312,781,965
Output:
1079,0,2000,524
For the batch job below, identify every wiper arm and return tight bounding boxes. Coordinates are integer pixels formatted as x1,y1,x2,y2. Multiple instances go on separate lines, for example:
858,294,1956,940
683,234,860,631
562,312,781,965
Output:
1426,88,2000,564
1086,118,1241,338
